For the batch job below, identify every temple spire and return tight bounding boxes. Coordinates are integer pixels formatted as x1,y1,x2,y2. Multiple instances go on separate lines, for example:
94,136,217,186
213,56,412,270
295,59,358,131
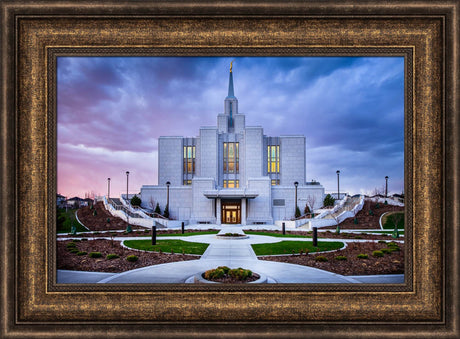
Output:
227,61,235,98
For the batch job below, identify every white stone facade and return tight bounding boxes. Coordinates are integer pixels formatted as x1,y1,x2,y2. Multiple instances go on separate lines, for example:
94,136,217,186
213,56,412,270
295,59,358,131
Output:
140,68,324,225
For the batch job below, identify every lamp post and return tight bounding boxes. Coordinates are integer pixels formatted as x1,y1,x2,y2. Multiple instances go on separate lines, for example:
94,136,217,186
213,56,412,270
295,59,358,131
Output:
294,181,299,217
166,181,171,209
126,171,130,227
385,176,389,197
336,170,340,200
107,177,111,200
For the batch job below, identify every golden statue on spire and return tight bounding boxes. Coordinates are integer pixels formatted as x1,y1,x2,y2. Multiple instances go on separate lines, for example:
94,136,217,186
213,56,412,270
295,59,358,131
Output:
230,60,234,73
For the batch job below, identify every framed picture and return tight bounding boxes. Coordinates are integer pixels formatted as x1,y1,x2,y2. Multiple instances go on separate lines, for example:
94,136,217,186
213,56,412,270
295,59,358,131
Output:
1,1,458,338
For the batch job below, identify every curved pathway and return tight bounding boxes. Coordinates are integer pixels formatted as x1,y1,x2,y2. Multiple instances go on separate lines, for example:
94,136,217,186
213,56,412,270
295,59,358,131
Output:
57,226,404,284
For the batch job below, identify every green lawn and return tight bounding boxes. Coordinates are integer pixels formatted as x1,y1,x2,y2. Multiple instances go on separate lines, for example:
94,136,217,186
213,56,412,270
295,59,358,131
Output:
251,241,344,256
57,208,87,233
123,239,209,255
382,212,405,230
365,230,405,235
244,231,311,238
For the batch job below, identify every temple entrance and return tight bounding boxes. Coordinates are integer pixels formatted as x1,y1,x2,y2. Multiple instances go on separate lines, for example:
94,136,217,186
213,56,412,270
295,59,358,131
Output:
221,200,241,224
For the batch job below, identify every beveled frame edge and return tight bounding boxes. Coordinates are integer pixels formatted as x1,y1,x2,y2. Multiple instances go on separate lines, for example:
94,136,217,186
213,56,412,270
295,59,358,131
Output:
1,1,458,338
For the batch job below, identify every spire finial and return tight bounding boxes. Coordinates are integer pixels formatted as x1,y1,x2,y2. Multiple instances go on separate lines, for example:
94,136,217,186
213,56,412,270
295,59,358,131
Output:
230,60,234,73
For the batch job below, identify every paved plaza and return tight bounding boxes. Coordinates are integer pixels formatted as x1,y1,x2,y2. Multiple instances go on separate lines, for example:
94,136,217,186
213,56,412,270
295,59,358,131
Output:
57,225,404,284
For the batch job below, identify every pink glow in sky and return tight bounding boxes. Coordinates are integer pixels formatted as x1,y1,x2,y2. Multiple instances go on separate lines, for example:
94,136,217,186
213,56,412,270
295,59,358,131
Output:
57,57,404,199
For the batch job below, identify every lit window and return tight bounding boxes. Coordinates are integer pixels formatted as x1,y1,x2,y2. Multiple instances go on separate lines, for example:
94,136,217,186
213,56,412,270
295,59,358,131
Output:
267,145,280,174
223,180,239,188
223,142,239,174
183,145,196,185
271,179,280,186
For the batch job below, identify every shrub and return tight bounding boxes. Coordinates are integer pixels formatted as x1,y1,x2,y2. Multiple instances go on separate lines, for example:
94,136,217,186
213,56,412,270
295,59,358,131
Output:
323,194,335,207
73,239,81,242
354,236,362,239
357,254,369,259
130,195,142,207
163,205,169,219
381,248,392,254
154,202,161,215
378,240,387,244
295,205,301,218
93,209,97,216
315,256,328,262
336,226,340,234
204,268,225,280
373,250,384,257
304,204,310,215
66,242,76,248
76,251,87,256
88,252,102,258
106,254,120,260
369,210,374,216
335,255,347,261
388,246,401,252
81,238,88,241
354,217,358,224
126,255,138,262
69,249,80,254
229,268,253,280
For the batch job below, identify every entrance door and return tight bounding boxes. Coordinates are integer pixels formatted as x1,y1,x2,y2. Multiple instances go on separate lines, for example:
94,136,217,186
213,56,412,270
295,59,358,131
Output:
221,200,241,224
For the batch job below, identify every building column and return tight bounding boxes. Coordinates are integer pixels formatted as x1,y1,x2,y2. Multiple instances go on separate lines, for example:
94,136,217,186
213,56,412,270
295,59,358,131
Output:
241,198,246,225
216,198,221,225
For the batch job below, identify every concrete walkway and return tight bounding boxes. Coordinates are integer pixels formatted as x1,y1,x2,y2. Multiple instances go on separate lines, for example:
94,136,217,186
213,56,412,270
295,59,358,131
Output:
57,225,404,284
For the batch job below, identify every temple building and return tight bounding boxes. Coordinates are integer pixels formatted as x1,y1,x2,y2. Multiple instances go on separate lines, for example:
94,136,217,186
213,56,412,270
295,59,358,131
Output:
139,64,324,225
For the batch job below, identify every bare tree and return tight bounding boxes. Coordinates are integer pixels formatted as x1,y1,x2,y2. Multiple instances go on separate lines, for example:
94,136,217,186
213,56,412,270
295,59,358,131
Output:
149,196,156,210
305,195,317,217
370,185,385,197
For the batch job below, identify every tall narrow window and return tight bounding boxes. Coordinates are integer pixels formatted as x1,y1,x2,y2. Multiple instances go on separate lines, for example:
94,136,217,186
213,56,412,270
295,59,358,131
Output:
223,142,239,174
183,145,196,184
267,145,280,174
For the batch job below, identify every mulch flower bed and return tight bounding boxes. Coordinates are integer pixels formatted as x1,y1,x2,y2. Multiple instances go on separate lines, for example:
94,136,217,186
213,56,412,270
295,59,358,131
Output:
201,273,260,284
322,200,404,230
57,239,197,273
260,241,404,276
57,229,218,238
244,229,402,241
77,202,128,231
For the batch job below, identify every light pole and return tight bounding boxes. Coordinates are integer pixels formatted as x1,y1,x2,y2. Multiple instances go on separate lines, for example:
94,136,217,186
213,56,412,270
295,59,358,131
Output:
385,176,389,197
107,177,111,200
166,181,171,208
294,181,299,217
336,170,340,200
126,171,130,226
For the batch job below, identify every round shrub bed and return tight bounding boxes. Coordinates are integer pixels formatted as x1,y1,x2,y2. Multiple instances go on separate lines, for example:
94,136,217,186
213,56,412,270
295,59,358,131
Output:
197,266,264,284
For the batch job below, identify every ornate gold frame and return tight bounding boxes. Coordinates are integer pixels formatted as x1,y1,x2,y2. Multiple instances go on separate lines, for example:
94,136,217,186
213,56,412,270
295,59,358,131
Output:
1,1,458,337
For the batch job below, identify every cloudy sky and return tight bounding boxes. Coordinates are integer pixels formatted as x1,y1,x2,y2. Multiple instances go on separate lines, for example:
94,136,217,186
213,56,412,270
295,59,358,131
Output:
57,56,404,199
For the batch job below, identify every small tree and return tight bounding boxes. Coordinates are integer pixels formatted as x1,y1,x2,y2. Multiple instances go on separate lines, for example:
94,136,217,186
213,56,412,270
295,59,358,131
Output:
163,204,170,219
149,196,156,210
323,194,335,207
306,195,317,217
304,204,310,215
130,194,141,207
154,202,161,215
